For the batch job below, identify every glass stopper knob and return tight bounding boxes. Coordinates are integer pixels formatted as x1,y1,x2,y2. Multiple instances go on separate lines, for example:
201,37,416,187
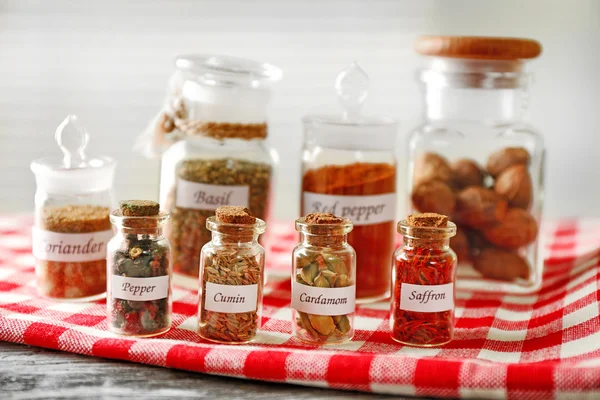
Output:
335,62,369,120
55,115,89,169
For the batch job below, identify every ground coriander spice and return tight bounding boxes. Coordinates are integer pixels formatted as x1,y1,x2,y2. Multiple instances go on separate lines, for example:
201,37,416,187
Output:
292,213,356,345
107,201,172,337
302,162,396,302
33,205,112,300
391,213,457,347
165,157,271,281
198,206,266,344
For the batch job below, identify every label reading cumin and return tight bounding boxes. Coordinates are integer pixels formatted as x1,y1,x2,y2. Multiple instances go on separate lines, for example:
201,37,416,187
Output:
292,281,356,316
175,179,249,211
204,282,258,313
399,282,454,313
32,228,113,262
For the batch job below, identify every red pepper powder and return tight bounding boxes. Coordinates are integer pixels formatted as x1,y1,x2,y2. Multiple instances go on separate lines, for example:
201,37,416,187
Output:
391,213,457,347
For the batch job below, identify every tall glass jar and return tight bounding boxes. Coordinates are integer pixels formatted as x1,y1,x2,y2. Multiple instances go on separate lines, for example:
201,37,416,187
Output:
198,207,266,344
301,63,398,303
30,116,115,301
158,55,281,289
107,201,172,337
292,213,356,345
407,36,544,292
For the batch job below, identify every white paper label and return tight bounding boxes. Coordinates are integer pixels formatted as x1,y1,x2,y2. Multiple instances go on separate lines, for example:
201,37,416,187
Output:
291,281,356,315
176,179,249,210
399,283,454,313
112,275,170,301
302,192,396,226
204,282,258,313
32,228,113,262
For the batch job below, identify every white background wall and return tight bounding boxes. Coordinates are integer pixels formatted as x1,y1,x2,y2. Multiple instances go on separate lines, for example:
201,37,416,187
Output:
1,0,598,220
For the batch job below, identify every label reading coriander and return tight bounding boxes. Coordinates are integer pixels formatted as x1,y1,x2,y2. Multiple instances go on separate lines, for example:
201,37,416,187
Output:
204,282,258,313
302,192,396,226
399,282,454,313
112,275,170,301
292,281,356,316
176,179,249,211
32,228,113,262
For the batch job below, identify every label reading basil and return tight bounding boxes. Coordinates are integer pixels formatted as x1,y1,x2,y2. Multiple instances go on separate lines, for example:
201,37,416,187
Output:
302,192,396,226
176,179,249,211
32,228,113,262
112,275,170,301
399,282,454,313
204,282,258,313
291,281,356,315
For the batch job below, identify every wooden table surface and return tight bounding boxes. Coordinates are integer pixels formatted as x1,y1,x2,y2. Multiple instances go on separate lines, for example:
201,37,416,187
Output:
0,342,410,399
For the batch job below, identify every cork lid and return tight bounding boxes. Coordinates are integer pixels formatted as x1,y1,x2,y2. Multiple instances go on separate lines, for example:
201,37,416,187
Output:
398,213,456,240
206,206,266,238
215,206,256,225
415,36,542,60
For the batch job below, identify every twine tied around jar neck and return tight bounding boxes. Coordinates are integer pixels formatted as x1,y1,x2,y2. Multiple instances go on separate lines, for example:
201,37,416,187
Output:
156,96,267,141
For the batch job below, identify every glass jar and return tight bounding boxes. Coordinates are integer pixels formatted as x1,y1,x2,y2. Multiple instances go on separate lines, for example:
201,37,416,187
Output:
30,116,115,301
301,63,398,303
292,213,356,345
197,208,266,344
158,54,281,289
107,202,172,337
391,214,457,347
407,36,544,292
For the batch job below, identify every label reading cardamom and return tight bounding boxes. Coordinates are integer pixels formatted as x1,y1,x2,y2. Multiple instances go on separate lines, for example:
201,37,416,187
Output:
292,281,356,316
302,192,396,226
176,179,249,211
399,282,454,313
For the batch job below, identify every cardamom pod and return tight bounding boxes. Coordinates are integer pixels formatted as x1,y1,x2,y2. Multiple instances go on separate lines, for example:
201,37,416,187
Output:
324,253,348,275
301,262,318,284
308,314,336,336
319,269,338,286
314,274,330,288
335,274,350,288
336,315,351,334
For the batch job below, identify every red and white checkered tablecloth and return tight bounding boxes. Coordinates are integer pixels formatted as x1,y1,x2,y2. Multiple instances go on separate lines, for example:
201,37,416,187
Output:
1,215,600,399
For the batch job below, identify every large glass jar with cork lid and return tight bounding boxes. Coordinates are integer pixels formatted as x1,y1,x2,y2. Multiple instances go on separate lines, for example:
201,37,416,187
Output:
30,115,116,301
406,36,545,292
157,55,281,288
301,63,398,303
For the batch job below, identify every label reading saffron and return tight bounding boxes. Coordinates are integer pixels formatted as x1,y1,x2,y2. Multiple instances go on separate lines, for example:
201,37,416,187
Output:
302,192,396,226
176,179,249,211
204,282,258,313
399,282,454,313
291,281,356,315
32,228,113,262
112,275,170,301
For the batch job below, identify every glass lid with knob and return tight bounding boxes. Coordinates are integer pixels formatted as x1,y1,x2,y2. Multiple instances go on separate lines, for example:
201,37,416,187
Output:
30,115,116,194
302,62,398,151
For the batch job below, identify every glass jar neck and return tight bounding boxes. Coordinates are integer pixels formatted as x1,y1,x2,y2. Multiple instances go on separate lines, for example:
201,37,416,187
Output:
301,232,348,248
424,85,528,124
402,236,450,251
211,231,259,246
114,223,165,239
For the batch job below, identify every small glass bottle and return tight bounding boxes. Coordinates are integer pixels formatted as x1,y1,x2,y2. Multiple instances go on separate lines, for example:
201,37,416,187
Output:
391,213,457,347
198,206,266,344
30,115,115,301
157,54,281,289
301,63,398,303
107,201,172,337
407,36,544,292
292,213,356,345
